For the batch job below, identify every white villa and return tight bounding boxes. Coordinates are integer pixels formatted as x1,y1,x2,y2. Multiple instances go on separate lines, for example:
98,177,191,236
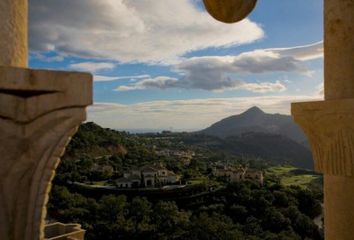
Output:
243,168,264,184
116,164,180,188
213,164,264,185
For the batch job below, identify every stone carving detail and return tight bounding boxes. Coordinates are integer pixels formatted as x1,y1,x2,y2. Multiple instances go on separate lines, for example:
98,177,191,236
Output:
0,66,92,240
292,99,354,176
308,128,354,176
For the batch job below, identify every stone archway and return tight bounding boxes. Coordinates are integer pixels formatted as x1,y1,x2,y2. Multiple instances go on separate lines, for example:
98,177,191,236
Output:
0,0,353,239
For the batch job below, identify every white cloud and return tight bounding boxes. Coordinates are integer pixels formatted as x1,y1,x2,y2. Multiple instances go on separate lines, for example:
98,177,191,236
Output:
88,95,323,130
269,41,323,61
94,75,120,82
116,76,179,91
69,62,115,73
116,76,286,93
115,42,322,92
29,0,264,64
241,81,286,93
94,74,150,82
88,102,127,112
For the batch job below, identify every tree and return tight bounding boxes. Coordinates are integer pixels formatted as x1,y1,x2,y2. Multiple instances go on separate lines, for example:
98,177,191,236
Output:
189,213,244,240
152,201,190,239
297,189,322,218
262,207,291,233
229,205,248,223
243,216,263,236
273,190,289,207
98,195,127,222
128,197,154,234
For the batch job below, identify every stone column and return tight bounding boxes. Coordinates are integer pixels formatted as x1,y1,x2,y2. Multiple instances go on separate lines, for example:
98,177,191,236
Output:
0,1,93,240
324,0,354,99
0,0,28,67
292,0,354,239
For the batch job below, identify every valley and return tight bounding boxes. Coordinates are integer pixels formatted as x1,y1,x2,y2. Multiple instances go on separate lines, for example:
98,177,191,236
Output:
49,107,323,240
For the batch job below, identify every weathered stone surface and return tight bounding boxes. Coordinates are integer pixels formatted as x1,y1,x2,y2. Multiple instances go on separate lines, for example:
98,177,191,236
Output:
0,66,92,240
325,0,354,100
0,0,28,67
203,0,257,23
324,175,354,240
0,66,92,122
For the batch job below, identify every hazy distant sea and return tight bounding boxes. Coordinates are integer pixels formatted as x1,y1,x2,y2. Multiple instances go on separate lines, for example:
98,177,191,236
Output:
115,129,164,134
116,128,198,134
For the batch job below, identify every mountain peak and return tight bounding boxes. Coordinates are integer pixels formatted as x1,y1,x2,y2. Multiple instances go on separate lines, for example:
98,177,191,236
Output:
242,106,264,115
200,106,307,146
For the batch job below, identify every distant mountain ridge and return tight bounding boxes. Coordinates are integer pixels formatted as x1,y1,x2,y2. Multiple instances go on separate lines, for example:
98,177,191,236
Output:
196,106,313,169
200,106,307,145
183,131,313,169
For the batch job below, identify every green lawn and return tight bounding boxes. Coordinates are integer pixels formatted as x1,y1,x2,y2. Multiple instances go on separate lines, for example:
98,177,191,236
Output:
267,166,322,188
268,166,297,175
281,175,319,187
92,181,108,186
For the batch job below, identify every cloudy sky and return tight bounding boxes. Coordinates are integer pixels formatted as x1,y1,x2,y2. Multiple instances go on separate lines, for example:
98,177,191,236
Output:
29,0,324,131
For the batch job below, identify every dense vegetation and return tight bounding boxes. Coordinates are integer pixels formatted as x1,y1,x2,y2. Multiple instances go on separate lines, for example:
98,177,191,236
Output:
49,122,323,240
49,181,323,240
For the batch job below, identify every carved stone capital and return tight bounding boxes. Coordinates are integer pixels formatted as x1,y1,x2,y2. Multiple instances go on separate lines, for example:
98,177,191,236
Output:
292,99,354,176
0,66,92,240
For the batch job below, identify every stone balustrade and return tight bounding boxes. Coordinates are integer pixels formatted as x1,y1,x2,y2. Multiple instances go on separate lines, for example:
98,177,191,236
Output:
44,223,85,240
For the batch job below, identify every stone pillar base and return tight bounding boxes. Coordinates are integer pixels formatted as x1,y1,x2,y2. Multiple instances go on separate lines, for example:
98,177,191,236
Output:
324,175,354,240
0,66,92,240
292,99,354,240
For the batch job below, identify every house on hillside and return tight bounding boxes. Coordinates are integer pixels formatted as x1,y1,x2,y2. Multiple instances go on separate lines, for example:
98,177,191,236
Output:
213,164,263,185
116,175,141,188
155,165,180,185
141,166,157,187
243,168,264,185
123,168,141,178
213,165,244,182
115,163,180,188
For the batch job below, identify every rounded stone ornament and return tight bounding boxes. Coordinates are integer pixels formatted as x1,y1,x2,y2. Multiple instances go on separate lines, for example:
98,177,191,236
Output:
203,0,257,23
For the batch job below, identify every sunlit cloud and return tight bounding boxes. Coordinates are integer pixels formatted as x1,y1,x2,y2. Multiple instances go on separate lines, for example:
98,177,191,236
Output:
115,42,322,92
30,0,264,64
268,41,323,61
69,62,115,73
94,74,151,82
